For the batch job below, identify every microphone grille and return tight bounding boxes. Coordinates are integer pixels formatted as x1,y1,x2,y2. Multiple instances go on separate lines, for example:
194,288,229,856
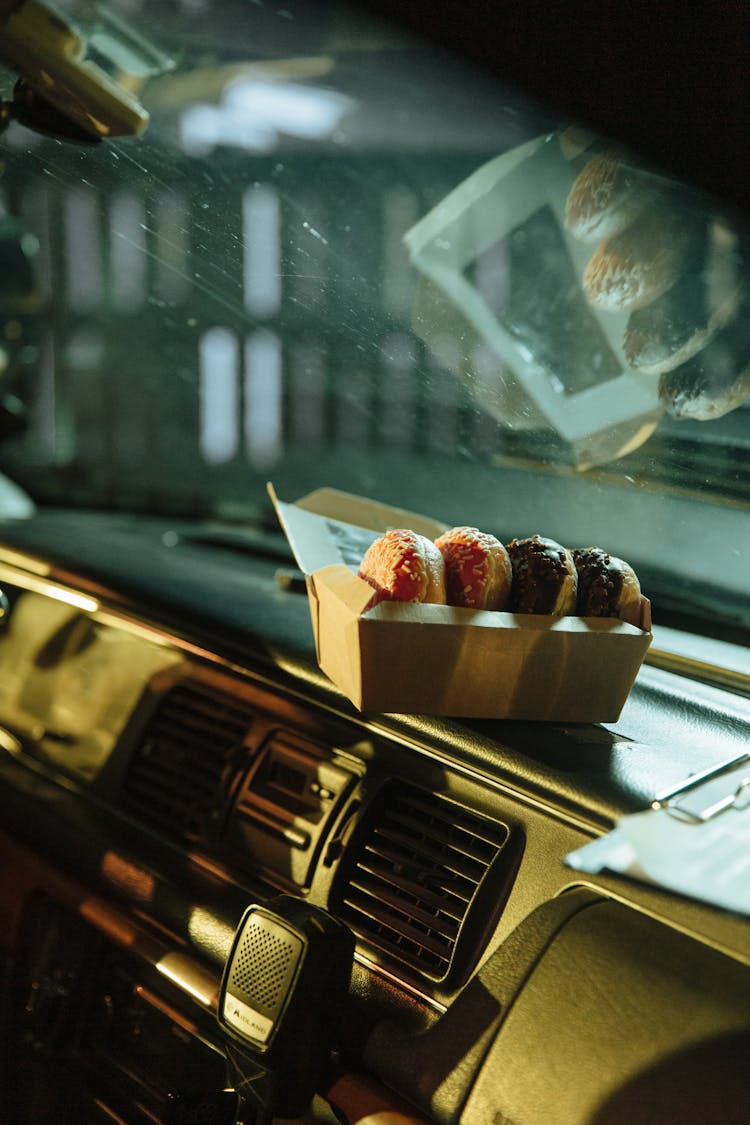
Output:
228,915,302,1014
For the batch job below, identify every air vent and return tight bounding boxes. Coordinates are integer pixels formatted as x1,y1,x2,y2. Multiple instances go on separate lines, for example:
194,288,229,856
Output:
121,680,254,842
332,783,515,985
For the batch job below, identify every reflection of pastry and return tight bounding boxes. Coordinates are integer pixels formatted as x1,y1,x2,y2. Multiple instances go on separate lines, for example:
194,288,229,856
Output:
434,527,512,610
623,270,740,376
565,151,651,243
583,210,685,312
573,547,642,621
658,305,750,420
506,535,577,615
359,529,446,606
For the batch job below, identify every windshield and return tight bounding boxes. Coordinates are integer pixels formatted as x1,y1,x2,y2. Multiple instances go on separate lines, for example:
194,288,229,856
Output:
0,0,749,632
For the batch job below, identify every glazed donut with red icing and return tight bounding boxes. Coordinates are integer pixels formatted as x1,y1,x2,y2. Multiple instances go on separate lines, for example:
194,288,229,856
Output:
582,209,685,313
565,150,651,243
434,526,512,610
359,529,446,606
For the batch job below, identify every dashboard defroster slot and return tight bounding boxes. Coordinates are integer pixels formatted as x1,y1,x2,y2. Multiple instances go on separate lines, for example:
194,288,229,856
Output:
228,733,357,889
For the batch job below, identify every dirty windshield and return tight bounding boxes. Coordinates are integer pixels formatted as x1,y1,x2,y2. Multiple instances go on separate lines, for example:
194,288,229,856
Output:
0,0,749,631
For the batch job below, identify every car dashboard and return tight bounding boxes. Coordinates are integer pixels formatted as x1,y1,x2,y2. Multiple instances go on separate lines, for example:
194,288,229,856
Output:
0,509,747,1125
0,1,749,1119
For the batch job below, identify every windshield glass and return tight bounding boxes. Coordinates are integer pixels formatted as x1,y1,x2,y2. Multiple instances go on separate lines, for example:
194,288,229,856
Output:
0,0,749,632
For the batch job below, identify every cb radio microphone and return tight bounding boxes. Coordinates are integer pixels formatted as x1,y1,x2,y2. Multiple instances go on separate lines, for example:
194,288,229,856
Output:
217,896,354,1120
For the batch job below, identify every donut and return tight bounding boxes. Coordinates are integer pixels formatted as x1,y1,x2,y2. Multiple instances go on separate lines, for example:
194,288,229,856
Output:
582,209,687,313
434,526,512,610
565,150,652,243
573,547,642,622
658,303,750,420
359,529,446,606
623,270,740,377
506,535,577,616
623,215,743,376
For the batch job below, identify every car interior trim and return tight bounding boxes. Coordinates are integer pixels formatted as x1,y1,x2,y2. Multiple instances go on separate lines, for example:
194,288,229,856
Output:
0,549,615,836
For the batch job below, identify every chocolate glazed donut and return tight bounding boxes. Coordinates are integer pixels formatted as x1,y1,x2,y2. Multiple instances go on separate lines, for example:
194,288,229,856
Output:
657,297,750,420
506,535,577,615
573,547,641,621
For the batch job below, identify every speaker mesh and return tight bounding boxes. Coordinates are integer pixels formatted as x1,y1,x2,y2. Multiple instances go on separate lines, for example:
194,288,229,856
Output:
228,918,300,1014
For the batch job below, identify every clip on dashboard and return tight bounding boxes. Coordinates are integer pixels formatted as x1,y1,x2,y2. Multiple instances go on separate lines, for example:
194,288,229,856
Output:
651,751,750,823
217,895,354,1122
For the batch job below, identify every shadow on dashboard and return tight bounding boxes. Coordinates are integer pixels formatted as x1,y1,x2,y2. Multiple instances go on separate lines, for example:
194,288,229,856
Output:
589,1029,750,1125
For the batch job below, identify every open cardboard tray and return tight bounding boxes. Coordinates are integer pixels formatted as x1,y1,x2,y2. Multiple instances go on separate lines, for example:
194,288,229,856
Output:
270,485,652,722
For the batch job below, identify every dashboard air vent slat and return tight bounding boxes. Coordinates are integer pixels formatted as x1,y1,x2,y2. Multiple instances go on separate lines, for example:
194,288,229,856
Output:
355,858,470,920
332,783,513,985
121,680,254,842
367,826,489,888
348,877,461,943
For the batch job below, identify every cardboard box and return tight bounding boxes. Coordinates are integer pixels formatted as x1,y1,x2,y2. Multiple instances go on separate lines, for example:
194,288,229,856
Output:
270,485,652,722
